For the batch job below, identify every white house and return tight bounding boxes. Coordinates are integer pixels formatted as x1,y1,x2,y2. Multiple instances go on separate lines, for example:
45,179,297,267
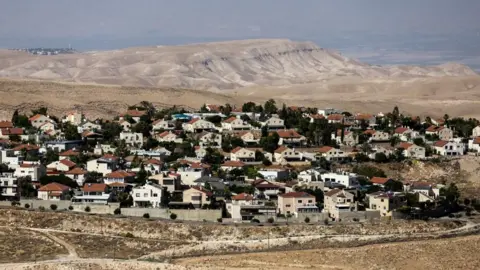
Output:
37,182,70,200
398,142,425,159
234,131,260,145
152,119,174,131
320,171,360,188
65,167,87,186
366,130,391,142
274,146,302,164
86,155,118,176
120,132,144,147
77,121,102,134
261,117,285,130
327,114,344,124
472,126,480,138
119,109,146,123
426,126,454,141
63,111,83,126
155,131,182,143
221,116,251,131
47,159,76,172
316,146,348,161
177,164,208,186
0,173,19,199
131,183,164,208
197,132,222,148
433,140,465,156
72,183,112,204
394,127,414,142
277,130,307,146
230,147,256,162
29,114,54,128
103,170,135,185
14,163,46,182
0,149,24,169
182,118,215,133
118,120,132,131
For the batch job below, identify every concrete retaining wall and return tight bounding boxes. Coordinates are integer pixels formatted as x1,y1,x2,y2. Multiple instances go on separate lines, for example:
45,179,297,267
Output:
337,210,381,222
120,208,221,222
0,200,119,215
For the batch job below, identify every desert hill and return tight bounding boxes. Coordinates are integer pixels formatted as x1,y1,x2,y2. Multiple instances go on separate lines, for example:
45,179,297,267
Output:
0,39,477,89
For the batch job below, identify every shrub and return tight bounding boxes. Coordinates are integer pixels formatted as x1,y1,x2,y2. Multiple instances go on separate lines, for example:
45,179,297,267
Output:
24,203,30,209
353,218,360,222
114,208,121,215
143,213,150,219
84,206,91,212
68,206,74,210
170,213,177,220
39,206,45,211
11,201,19,207
304,217,310,223
448,213,455,218
250,218,260,223
50,204,58,211
324,218,329,225
217,218,223,223
124,232,134,238
267,217,274,223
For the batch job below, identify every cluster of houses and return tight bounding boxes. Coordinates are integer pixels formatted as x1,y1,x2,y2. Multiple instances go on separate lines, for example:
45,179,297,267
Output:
0,104,473,222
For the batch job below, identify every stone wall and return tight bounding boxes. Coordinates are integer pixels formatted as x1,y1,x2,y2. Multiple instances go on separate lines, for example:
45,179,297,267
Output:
120,208,221,222
337,210,381,222
0,200,119,215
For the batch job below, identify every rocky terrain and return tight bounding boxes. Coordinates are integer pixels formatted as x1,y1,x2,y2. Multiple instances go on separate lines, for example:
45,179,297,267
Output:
0,39,477,90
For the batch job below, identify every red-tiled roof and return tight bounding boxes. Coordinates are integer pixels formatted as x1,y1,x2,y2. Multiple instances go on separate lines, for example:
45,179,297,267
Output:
256,183,280,189
223,116,237,123
66,167,87,175
1,128,23,135
394,127,410,134
0,121,13,128
105,170,134,178
473,137,480,145
370,177,391,185
121,110,146,117
398,142,413,149
152,119,165,125
433,140,449,147
145,159,163,166
274,145,289,153
327,114,343,121
29,114,45,121
59,149,79,156
232,193,254,201
276,129,301,138
12,144,39,151
20,163,40,168
317,146,333,153
230,146,243,154
157,131,170,138
222,160,245,167
82,183,107,192
310,114,325,120
426,125,439,132
187,118,200,124
108,182,127,187
101,154,118,160
38,182,70,192
191,186,213,196
355,114,373,121
364,130,376,135
59,159,76,168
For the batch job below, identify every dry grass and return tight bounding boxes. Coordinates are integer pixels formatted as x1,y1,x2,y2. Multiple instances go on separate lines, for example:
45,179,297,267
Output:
0,228,67,263
176,235,480,270
50,232,188,260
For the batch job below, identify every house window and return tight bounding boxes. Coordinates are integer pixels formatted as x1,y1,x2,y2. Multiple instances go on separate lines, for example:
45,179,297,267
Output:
298,200,303,203
286,204,291,208
136,193,140,197
308,200,312,203
346,199,351,202
381,199,384,202
153,193,158,197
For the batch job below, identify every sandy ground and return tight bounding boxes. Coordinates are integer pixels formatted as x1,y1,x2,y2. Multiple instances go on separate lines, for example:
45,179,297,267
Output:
1,75,480,120
176,235,480,270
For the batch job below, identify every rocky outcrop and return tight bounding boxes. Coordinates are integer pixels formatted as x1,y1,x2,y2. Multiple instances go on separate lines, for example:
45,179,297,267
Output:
0,39,477,89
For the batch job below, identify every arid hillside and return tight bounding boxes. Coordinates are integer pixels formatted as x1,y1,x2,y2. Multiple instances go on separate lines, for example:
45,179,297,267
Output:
0,39,477,90
1,75,480,119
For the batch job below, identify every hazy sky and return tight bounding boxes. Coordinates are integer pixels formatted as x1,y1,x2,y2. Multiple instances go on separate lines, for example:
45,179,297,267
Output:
1,0,479,68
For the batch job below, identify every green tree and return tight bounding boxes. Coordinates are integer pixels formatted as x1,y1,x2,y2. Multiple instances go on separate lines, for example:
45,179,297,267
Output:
384,180,403,192
264,99,277,115
374,152,388,163
44,149,59,164
39,175,78,188
352,165,387,178
259,132,280,153
101,121,123,143
84,172,103,184
31,107,48,116
135,164,148,184
242,102,256,112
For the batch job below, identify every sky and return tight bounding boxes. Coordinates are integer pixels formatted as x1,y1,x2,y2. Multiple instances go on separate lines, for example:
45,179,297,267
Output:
1,0,479,69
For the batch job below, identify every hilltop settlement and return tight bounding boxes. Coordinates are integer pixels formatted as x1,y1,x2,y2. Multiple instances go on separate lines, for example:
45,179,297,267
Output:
0,100,476,223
